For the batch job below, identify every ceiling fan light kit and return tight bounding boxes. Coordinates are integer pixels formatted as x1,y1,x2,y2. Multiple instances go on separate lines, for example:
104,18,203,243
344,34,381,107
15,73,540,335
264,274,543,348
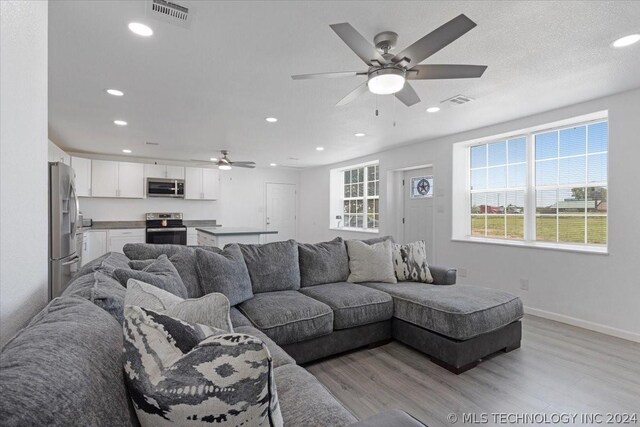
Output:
291,14,487,107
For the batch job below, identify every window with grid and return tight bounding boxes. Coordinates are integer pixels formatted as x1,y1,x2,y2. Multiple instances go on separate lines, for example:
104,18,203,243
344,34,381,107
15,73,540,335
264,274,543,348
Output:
342,164,379,230
464,117,608,249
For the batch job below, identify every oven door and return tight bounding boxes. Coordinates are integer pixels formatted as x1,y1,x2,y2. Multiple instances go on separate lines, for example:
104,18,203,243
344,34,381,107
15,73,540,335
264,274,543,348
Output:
146,227,187,245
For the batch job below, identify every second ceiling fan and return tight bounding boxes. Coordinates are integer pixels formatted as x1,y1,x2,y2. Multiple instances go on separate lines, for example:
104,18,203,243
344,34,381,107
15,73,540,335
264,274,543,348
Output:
291,14,487,107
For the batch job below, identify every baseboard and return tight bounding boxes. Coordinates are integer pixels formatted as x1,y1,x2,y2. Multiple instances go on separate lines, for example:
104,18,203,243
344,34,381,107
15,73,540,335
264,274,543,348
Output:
523,306,640,343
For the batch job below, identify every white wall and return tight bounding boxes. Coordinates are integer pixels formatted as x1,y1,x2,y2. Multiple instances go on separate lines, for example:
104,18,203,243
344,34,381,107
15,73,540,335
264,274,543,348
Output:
79,167,300,231
298,88,640,341
48,139,70,165
0,1,49,347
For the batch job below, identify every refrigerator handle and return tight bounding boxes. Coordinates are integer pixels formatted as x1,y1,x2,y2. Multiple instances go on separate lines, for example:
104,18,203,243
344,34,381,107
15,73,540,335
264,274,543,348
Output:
61,255,80,266
70,180,80,238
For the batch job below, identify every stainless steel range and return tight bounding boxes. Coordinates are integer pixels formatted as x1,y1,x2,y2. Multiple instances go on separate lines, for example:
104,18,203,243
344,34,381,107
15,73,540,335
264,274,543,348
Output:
145,212,187,245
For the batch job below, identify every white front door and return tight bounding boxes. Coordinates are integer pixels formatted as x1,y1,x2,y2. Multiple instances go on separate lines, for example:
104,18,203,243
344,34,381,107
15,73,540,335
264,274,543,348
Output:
403,168,434,259
265,183,297,243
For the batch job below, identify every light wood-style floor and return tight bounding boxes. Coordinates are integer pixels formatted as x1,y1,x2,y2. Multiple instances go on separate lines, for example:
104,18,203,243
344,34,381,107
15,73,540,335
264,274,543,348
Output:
306,315,640,427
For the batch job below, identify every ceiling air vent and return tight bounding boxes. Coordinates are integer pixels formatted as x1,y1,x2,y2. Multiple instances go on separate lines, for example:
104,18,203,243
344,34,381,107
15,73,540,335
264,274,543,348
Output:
442,94,475,106
148,0,191,28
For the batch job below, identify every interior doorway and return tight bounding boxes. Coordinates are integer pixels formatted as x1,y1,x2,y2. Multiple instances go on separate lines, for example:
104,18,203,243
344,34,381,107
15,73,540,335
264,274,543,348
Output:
265,183,297,243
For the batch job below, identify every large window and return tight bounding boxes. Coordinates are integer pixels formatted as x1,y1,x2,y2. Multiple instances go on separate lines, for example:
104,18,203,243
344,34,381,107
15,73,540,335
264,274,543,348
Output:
330,162,379,232
455,114,608,251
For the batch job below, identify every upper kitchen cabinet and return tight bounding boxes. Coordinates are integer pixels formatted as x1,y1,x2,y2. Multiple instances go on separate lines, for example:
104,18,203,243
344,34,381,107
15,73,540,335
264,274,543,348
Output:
71,156,92,197
92,160,144,198
144,164,184,180
185,167,220,200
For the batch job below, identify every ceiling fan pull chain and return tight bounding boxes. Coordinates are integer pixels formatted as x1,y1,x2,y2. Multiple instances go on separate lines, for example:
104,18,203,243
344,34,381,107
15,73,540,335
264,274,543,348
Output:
375,94,379,117
393,95,397,127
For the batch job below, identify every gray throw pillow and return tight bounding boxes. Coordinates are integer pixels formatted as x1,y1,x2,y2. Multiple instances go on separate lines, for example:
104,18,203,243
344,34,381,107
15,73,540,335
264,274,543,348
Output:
346,240,397,284
123,306,283,427
239,240,300,293
361,235,395,245
114,255,188,298
298,238,349,287
393,240,434,283
195,245,253,306
125,279,233,332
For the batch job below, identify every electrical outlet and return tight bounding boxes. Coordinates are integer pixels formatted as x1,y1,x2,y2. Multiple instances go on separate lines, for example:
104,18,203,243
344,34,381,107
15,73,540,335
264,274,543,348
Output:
519,278,529,291
457,268,467,278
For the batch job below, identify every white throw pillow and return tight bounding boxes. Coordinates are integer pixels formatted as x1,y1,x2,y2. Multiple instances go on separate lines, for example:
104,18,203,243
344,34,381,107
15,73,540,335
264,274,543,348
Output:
346,240,397,284
123,306,283,427
393,240,434,283
125,279,233,332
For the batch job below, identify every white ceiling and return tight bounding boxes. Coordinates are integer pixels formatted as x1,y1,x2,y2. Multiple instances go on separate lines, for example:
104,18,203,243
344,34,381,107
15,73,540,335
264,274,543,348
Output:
49,1,640,168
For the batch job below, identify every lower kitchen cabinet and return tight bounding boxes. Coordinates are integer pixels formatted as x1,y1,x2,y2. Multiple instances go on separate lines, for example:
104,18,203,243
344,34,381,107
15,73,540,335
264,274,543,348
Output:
108,229,146,254
187,227,198,246
82,230,108,266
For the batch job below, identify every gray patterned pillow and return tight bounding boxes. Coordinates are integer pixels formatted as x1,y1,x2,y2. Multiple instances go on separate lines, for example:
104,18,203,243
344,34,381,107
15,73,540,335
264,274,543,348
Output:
392,240,434,283
114,254,188,298
123,305,283,426
125,279,233,332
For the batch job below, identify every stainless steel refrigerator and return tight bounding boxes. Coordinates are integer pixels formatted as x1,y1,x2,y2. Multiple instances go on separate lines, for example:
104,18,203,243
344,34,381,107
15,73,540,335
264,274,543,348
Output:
49,162,82,300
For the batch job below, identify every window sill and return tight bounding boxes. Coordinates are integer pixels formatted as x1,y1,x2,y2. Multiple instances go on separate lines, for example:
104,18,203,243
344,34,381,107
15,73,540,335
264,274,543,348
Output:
330,227,380,234
451,236,608,255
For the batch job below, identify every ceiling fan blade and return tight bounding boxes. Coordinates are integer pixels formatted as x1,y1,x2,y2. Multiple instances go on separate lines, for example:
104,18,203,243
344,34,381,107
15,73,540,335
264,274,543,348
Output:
394,82,420,107
330,23,387,66
291,71,366,80
392,14,477,68
230,162,256,169
336,82,369,107
407,64,487,80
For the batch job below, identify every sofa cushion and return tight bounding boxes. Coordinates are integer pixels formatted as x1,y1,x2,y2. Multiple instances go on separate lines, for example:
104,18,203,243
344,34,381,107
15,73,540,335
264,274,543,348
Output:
0,296,137,427
124,243,220,298
114,254,188,298
392,240,434,283
361,282,524,340
62,271,127,324
346,240,397,284
299,282,393,329
73,251,131,280
298,238,349,287
123,306,282,426
239,240,301,293
125,279,233,331
234,326,296,368
238,291,333,345
230,306,253,328
195,245,253,306
274,364,357,427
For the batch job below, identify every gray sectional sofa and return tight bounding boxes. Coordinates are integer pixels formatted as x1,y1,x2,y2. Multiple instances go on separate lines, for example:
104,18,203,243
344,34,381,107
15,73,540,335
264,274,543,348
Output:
0,236,523,426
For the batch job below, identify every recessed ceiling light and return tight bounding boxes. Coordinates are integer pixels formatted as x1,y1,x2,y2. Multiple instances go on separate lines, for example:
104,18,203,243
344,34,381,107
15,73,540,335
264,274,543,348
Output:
270,163,277,167
128,22,153,37
612,34,640,48
265,117,278,123
113,120,128,126
426,107,441,113
210,157,218,162
122,149,132,154
354,133,366,137
316,146,324,151
106,89,124,96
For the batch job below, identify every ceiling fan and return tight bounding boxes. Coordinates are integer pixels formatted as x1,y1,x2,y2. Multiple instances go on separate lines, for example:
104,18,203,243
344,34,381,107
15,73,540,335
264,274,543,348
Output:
191,150,256,170
291,14,487,107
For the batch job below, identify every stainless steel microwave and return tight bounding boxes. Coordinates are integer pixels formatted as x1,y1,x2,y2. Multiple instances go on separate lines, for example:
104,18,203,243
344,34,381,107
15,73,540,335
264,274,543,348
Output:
147,178,185,198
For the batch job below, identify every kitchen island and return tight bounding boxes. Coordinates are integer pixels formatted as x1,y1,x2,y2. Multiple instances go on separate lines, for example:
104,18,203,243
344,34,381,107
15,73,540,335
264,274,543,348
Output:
196,227,278,247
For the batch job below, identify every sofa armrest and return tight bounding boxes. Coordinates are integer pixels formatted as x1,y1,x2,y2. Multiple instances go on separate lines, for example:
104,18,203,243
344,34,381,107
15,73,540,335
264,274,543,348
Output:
351,409,426,426
429,265,457,285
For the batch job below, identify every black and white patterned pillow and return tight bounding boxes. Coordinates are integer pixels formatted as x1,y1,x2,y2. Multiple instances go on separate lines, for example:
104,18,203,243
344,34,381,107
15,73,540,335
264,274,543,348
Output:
392,240,434,283
123,305,283,426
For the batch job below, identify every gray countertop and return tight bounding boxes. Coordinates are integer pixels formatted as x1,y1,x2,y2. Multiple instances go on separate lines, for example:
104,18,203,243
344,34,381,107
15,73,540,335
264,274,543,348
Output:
196,227,278,236
82,219,220,231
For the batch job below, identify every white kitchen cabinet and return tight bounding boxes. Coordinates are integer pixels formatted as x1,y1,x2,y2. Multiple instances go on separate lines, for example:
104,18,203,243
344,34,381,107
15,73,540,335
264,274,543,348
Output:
108,229,145,254
187,227,198,245
144,164,185,180
82,230,108,265
48,141,71,165
185,167,219,200
118,162,145,198
91,160,144,198
91,160,119,197
71,156,92,197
